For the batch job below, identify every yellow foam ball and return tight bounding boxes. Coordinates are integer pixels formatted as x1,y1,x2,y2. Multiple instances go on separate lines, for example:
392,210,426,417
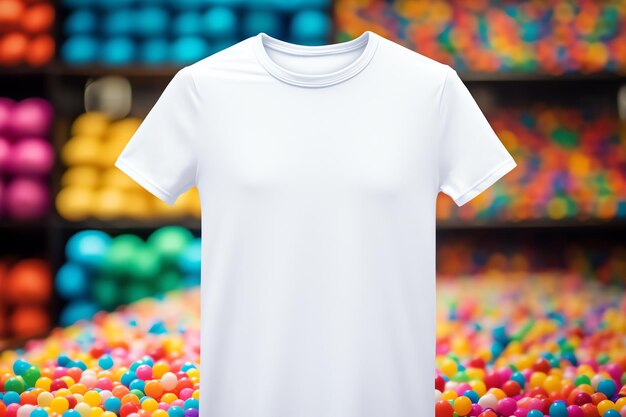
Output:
122,192,152,219
152,410,169,417
152,362,170,379
543,375,561,393
100,412,118,417
596,399,616,416
99,136,131,169
441,390,458,401
192,390,199,400
62,136,103,166
440,357,458,378
92,187,126,219
100,166,135,190
529,371,547,388
35,376,52,391
89,406,104,417
454,395,472,416
487,388,506,400
61,166,100,188
160,393,178,404
50,396,70,413
55,388,72,397
56,186,95,221
105,117,142,140
71,111,111,137
83,390,101,407
468,380,487,396
141,398,159,412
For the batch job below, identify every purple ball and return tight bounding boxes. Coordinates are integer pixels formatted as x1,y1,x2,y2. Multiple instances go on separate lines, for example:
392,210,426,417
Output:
0,97,15,136
4,177,50,220
10,98,54,138
0,136,10,173
8,137,54,175
184,409,199,417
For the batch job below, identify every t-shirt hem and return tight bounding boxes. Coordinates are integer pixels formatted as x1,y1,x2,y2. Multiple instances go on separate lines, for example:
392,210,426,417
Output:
452,157,517,206
114,158,177,206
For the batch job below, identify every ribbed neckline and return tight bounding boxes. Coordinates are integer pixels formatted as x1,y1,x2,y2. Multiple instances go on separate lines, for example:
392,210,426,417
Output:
252,30,379,88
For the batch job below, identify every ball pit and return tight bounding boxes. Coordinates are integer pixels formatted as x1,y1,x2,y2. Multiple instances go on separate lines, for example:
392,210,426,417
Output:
335,0,626,74
60,0,332,66
436,104,626,221
1,272,625,416
56,111,200,221
55,227,201,326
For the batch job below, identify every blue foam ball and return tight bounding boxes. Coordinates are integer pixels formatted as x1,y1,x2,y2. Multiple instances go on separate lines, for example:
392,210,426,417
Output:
101,36,137,66
102,9,135,36
173,11,202,37
202,7,237,38
290,10,331,42
59,301,100,327
61,36,99,65
65,230,112,268
209,37,238,55
139,38,170,65
135,7,169,37
170,36,210,64
55,262,90,299
30,408,48,417
241,10,282,38
178,237,201,275
64,9,98,35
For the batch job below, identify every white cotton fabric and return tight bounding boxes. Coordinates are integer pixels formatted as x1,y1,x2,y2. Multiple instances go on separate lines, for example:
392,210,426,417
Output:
115,30,517,417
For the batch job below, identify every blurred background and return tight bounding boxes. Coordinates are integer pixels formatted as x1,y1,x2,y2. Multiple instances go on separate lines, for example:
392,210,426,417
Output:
0,1,626,416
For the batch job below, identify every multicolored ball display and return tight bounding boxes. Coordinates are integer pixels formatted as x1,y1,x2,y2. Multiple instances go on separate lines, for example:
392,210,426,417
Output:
335,0,626,74
55,227,201,326
56,111,200,221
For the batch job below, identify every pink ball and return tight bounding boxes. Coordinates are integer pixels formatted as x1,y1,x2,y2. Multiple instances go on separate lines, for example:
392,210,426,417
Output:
0,136,10,172
513,408,528,417
566,405,584,417
8,137,54,175
0,179,4,217
135,364,153,380
10,98,53,138
0,97,15,136
4,177,50,220
498,397,517,416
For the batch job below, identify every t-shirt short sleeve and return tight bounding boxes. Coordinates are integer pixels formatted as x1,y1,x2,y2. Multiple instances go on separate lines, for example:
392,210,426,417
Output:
437,65,517,207
114,66,200,206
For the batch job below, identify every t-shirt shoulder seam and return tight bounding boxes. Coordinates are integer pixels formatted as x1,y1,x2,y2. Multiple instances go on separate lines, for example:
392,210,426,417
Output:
114,158,177,205
450,156,517,206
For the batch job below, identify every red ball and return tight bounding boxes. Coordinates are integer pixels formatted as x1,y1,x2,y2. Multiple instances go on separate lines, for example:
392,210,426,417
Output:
501,380,521,397
50,378,68,391
435,400,454,417
574,392,592,406
533,357,551,374
435,374,446,392
120,402,139,417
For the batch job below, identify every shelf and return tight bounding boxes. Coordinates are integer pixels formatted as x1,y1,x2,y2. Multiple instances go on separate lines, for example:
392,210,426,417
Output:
437,217,626,230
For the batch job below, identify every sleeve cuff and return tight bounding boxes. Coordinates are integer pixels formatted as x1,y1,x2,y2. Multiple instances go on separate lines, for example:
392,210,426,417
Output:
451,157,517,207
114,158,177,206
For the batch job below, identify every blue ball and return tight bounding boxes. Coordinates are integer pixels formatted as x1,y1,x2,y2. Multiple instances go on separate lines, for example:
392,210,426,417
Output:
183,398,199,410
241,10,281,38
64,9,98,35
55,262,90,299
173,11,202,37
604,411,621,417
597,378,617,398
102,36,136,66
98,354,114,370
269,0,331,11
59,301,100,327
167,405,184,417
461,389,479,403
202,7,237,38
178,237,201,275
548,400,567,417
135,7,169,37
173,0,208,9
61,36,99,65
12,359,31,376
129,378,145,391
139,38,170,65
170,36,210,64
2,391,20,405
104,396,122,413
102,9,135,36
31,407,48,417
63,410,81,417
95,0,133,8
209,37,238,55
290,10,331,43
527,410,544,417
66,230,111,268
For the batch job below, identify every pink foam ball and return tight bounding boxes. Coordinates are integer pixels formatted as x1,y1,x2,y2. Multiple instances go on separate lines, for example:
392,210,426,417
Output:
498,397,517,416
9,137,54,175
96,377,114,391
159,402,169,410
178,387,194,400
136,364,153,380
171,399,184,408
10,98,53,138
0,97,15,136
0,136,10,173
566,405,584,417
513,408,528,417
470,403,482,415
4,177,49,219
6,403,20,417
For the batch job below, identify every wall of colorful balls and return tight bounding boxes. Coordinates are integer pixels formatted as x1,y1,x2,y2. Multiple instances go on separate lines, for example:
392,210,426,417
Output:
1,1,626,417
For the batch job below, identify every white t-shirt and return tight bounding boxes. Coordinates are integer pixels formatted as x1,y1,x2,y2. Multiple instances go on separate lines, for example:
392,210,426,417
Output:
115,30,517,417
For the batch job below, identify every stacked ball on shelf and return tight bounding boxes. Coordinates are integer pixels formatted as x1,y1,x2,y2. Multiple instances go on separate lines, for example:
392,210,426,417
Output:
61,0,332,66
0,257,53,340
336,0,626,74
56,111,201,220
436,104,626,222
0,0,55,67
0,97,54,220
55,227,201,326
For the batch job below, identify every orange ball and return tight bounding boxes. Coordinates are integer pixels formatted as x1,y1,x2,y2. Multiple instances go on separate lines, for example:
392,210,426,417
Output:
0,32,28,66
112,384,130,398
20,3,54,33
25,34,54,66
580,402,600,417
9,305,50,338
0,0,24,27
144,381,164,399
5,259,52,303
435,400,454,417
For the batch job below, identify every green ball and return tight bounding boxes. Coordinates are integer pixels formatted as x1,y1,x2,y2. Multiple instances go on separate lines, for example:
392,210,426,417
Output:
91,276,120,310
122,282,153,304
4,376,25,393
131,246,161,280
156,268,183,294
103,234,144,275
23,366,41,387
147,226,194,265
574,374,591,386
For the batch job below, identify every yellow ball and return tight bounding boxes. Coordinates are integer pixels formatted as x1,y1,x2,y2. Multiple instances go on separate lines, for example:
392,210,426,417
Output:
122,192,152,219
61,166,100,188
56,186,95,221
160,393,178,404
83,390,101,407
152,410,169,417
529,371,547,388
89,406,104,417
35,377,52,391
152,362,170,379
37,391,54,407
105,117,142,140
543,375,561,393
74,401,92,417
141,398,159,412
596,399,616,416
454,395,472,416
55,388,72,397
192,390,199,400
100,412,118,417
71,111,111,137
50,396,70,413
469,380,487,397
488,388,506,400
99,136,131,169
441,390,458,401
440,357,458,378
92,187,126,219
62,136,103,166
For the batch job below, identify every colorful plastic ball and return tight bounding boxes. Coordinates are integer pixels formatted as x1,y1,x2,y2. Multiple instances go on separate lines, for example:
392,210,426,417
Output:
102,9,134,36
98,354,114,370
290,10,331,43
169,36,209,64
167,405,184,417
4,177,49,219
3,377,25,393
173,12,201,37
139,38,169,65
240,10,281,38
12,358,31,375
135,7,168,37
104,396,122,413
566,405,584,417
101,36,136,66
549,400,568,417
435,400,454,417
55,262,90,298
527,410,544,417
147,226,194,264
61,35,98,64
201,7,237,38
454,396,472,415
65,230,112,268
8,136,54,175
64,9,98,35
10,98,53,138
31,407,49,417
597,379,617,398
